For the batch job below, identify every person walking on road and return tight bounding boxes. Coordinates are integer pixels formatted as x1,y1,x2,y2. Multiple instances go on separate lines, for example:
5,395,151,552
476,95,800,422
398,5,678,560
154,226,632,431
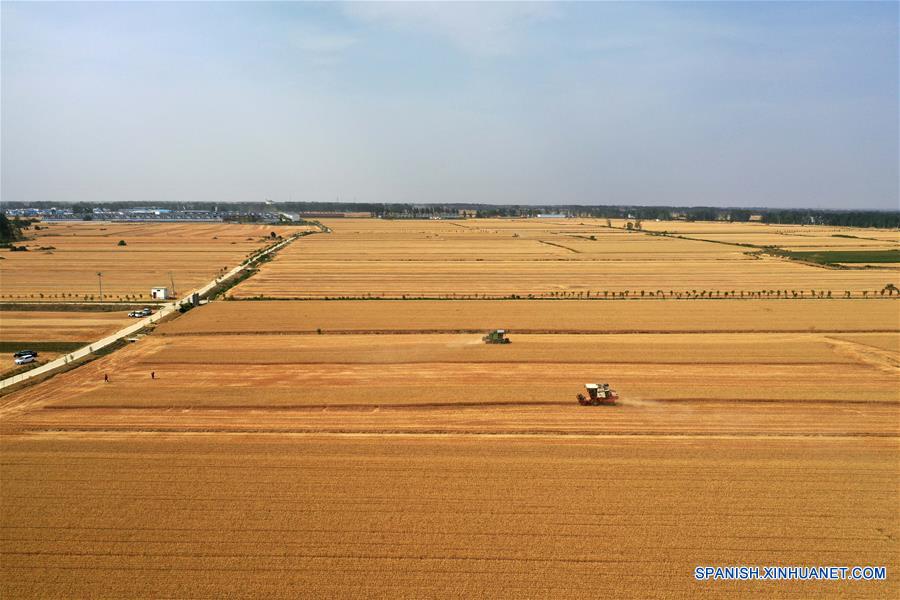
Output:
104,373,109,383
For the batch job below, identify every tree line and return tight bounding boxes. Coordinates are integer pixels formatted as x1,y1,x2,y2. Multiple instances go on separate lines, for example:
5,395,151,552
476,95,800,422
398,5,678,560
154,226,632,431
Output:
4,202,899,228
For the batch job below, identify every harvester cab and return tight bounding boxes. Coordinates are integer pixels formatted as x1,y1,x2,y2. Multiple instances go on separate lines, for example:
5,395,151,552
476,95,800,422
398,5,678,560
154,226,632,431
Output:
482,329,511,344
577,383,619,406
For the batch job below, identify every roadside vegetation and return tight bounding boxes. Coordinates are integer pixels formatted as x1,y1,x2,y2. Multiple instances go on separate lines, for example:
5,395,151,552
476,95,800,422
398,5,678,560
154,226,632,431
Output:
0,341,87,354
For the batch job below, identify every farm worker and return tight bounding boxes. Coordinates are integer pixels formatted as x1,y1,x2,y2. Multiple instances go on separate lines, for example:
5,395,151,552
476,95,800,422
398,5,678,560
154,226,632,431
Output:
104,373,109,383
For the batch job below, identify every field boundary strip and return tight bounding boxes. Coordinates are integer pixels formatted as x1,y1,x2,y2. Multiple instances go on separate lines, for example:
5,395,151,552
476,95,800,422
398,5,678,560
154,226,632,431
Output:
158,328,900,336
13,427,899,439
37,397,900,410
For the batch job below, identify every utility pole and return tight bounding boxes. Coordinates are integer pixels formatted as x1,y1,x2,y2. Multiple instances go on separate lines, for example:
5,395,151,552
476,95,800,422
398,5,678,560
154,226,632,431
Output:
96,272,103,302
169,272,176,296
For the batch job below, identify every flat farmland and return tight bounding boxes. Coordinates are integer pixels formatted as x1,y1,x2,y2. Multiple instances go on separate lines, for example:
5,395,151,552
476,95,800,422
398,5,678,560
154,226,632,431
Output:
0,221,305,301
639,220,900,258
3,333,896,442
3,301,898,427
2,219,898,598
1,435,897,599
0,310,133,342
638,219,900,240
231,219,898,298
0,309,134,377
159,299,900,334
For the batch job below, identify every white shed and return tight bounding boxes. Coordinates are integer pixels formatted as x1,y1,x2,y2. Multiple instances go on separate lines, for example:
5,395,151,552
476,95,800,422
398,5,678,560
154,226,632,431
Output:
151,287,170,300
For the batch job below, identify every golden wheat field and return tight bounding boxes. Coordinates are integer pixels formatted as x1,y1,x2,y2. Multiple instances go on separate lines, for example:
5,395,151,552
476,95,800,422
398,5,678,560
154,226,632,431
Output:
2,218,899,598
230,219,898,298
2,435,897,599
0,221,304,301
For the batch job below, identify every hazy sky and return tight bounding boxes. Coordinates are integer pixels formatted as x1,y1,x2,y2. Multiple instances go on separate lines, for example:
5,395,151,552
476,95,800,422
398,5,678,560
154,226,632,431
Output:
2,1,897,208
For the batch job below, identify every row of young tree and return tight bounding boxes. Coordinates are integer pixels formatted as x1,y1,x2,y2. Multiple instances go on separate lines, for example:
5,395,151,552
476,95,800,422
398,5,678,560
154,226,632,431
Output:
0,293,152,300
224,286,899,302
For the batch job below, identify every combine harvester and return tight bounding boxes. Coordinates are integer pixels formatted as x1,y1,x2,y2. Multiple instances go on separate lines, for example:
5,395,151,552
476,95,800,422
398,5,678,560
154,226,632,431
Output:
482,329,511,344
577,383,619,406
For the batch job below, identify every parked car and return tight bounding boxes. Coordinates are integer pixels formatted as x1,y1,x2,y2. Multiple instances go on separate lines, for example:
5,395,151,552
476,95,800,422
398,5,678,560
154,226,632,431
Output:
14,354,37,365
13,350,38,358
128,311,141,317
141,308,153,316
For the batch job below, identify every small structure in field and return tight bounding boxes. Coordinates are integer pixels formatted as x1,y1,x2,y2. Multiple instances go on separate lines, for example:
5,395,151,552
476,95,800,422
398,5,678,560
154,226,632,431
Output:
150,287,170,300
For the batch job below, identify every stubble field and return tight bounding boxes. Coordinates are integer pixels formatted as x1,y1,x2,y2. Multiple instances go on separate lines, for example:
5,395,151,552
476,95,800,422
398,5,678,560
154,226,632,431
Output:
1,218,898,598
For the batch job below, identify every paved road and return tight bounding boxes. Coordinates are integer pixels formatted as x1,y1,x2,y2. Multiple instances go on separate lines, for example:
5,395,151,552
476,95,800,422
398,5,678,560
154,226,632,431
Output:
0,233,301,391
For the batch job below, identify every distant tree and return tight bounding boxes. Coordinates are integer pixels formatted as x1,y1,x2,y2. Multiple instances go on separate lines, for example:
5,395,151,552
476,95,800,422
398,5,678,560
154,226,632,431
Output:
0,214,26,243
605,219,612,228
625,222,634,231
117,240,127,246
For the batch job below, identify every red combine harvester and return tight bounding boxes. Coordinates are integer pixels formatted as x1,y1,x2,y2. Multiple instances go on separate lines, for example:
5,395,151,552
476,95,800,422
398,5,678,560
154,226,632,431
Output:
577,383,618,406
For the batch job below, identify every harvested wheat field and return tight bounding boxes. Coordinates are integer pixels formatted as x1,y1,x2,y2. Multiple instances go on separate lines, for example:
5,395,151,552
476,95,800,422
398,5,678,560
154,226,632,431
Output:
3,325,898,438
0,221,305,301
3,300,897,428
230,219,898,298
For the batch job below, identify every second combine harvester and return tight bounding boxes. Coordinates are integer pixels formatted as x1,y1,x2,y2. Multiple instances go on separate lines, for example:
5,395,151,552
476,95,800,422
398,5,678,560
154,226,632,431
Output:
482,329,511,344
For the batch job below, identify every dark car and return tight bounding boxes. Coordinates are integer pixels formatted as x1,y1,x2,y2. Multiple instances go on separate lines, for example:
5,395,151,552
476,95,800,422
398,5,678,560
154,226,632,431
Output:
13,350,38,358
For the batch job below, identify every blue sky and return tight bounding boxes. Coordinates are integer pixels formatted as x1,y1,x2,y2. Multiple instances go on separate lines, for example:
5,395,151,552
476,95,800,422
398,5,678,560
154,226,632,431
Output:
2,1,897,208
